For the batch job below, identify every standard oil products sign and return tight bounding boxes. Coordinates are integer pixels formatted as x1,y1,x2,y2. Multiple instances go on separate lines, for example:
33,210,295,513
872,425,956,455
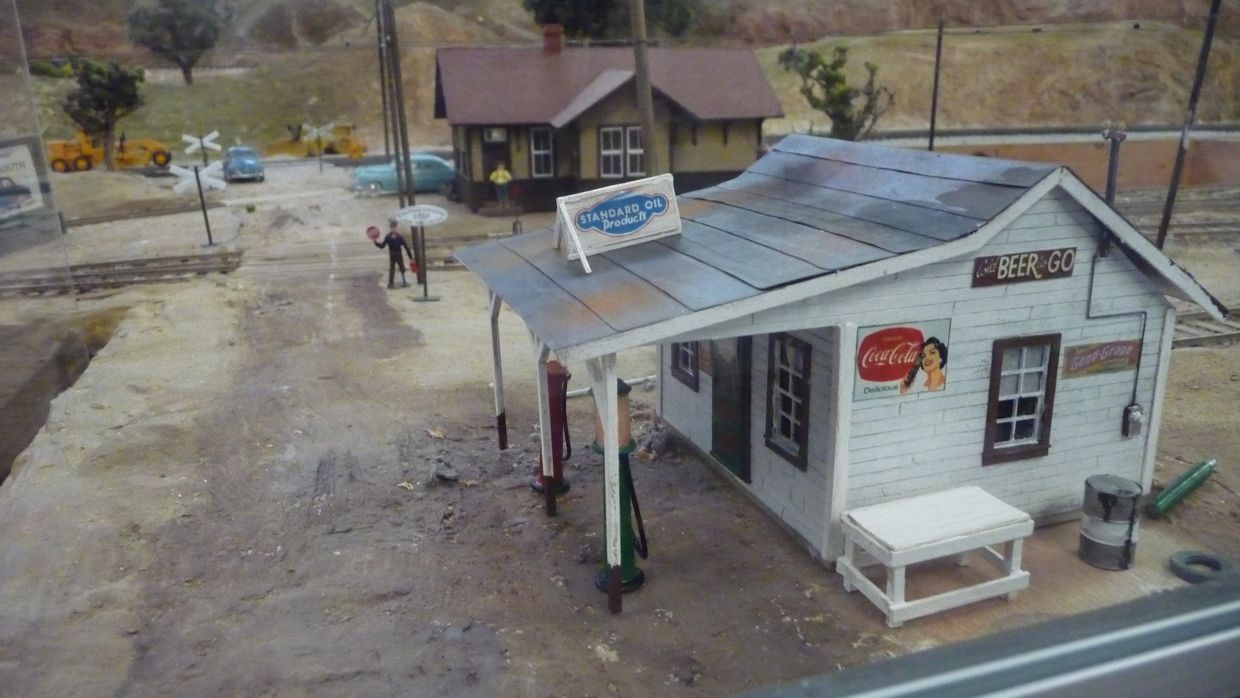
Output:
555,174,681,272
854,320,952,401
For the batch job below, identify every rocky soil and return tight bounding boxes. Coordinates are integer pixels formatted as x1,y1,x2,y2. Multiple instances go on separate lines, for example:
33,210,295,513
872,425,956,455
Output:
0,163,1237,696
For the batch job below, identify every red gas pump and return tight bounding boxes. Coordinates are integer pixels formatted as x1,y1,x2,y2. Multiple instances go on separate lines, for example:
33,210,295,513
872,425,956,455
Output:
531,360,571,497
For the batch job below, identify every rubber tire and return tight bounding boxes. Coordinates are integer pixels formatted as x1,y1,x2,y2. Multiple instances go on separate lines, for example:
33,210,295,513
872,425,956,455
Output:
51,159,69,173
436,181,453,197
73,155,92,171
151,151,170,167
365,181,383,195
1169,550,1234,584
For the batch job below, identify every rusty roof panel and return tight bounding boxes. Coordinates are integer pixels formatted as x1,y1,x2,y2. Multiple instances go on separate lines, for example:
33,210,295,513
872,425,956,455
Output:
685,186,938,254
665,221,824,289
680,198,893,272
604,242,759,311
453,241,614,348
500,232,690,332
436,47,782,125
458,136,1066,355
717,173,984,242
773,134,1057,187
750,151,1028,220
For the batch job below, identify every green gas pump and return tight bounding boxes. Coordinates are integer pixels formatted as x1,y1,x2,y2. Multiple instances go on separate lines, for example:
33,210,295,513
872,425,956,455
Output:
590,379,648,593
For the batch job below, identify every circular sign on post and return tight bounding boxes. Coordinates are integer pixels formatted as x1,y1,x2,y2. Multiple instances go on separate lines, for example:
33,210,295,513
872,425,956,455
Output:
395,204,448,228
365,225,381,241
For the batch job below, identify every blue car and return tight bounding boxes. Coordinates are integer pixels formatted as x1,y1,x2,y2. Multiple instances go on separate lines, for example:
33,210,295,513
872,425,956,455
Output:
221,146,265,183
353,153,455,195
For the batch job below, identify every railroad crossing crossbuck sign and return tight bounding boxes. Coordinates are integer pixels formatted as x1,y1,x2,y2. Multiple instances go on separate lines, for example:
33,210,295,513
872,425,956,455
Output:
170,161,227,194
183,131,222,157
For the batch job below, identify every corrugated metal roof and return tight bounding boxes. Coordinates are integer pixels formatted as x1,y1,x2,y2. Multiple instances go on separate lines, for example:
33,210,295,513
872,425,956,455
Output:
456,135,1059,355
435,47,783,124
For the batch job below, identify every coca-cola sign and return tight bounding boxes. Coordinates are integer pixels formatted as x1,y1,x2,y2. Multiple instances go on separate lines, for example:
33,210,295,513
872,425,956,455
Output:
854,319,952,401
857,327,924,382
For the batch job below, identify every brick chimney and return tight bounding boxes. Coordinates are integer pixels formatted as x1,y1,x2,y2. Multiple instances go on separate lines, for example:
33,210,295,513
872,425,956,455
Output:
543,23,563,53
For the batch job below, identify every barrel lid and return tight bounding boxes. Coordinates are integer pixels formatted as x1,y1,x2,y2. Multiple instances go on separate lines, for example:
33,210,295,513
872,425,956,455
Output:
1085,474,1143,498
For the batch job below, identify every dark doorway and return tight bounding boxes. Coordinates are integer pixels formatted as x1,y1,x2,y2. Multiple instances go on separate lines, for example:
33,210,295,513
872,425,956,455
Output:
711,337,752,482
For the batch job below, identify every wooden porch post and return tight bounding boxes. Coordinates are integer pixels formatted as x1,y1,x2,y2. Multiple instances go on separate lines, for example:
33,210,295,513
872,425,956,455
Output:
489,292,508,450
587,354,623,613
532,335,556,515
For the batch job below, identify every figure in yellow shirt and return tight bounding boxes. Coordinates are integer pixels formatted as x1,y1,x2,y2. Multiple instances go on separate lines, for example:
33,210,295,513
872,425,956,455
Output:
489,162,512,206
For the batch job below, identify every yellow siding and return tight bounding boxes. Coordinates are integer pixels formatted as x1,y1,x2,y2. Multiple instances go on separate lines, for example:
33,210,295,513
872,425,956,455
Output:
510,126,530,179
671,120,761,172
577,89,670,178
469,129,485,183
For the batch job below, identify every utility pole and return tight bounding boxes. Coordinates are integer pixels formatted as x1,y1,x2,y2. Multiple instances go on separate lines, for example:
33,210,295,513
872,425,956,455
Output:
1156,0,1222,249
375,0,391,157
928,16,944,152
1101,126,1127,258
379,0,426,284
629,0,659,175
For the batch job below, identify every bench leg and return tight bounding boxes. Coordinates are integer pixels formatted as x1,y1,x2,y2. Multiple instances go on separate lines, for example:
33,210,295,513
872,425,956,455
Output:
1003,538,1025,600
885,566,906,628
842,538,856,592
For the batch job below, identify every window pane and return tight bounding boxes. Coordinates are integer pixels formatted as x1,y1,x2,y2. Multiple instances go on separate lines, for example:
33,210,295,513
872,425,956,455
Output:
1002,347,1021,371
998,399,1015,419
1000,374,1019,396
1021,371,1043,393
1026,345,1046,366
1017,396,1039,416
995,422,1013,443
781,395,792,413
627,127,642,150
1014,418,1037,440
780,416,791,436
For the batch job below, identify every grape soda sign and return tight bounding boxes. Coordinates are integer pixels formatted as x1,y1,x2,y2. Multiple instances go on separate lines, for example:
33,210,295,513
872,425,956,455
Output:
854,319,952,401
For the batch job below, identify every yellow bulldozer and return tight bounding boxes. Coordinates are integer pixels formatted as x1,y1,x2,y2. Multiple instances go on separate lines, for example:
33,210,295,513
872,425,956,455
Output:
45,131,172,172
264,123,368,159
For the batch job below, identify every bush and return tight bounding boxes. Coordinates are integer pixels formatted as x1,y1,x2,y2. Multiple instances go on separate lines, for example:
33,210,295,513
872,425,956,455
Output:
29,59,74,79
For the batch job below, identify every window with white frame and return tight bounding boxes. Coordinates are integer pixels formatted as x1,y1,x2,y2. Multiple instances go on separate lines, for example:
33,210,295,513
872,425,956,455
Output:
530,127,554,178
626,126,645,176
983,334,1061,465
599,125,644,178
764,333,811,470
670,342,699,391
599,126,624,178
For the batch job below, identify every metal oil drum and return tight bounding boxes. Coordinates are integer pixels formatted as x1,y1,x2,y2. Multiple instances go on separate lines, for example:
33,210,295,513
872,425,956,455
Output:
1079,474,1143,570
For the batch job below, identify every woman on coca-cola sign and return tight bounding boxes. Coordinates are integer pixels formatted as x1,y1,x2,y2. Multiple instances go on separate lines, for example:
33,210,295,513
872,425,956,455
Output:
900,337,948,394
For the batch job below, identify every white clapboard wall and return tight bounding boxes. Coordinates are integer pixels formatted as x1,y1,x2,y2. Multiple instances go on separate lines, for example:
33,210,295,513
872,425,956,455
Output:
659,187,1170,560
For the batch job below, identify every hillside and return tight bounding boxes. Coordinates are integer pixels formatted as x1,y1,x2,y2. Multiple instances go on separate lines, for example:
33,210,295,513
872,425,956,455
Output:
10,1,1240,150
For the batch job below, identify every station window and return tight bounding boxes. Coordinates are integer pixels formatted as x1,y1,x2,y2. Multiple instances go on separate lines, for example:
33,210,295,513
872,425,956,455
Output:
983,334,1061,465
669,342,699,391
530,127,553,178
599,125,644,179
765,333,811,470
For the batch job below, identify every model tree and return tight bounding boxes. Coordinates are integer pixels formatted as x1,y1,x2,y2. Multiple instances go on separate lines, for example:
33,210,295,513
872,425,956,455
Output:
523,0,692,39
127,0,235,85
778,45,895,141
61,60,146,170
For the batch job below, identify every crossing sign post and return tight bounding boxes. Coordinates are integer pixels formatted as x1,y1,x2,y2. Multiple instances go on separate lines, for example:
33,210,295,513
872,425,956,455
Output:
170,161,226,246
182,130,221,167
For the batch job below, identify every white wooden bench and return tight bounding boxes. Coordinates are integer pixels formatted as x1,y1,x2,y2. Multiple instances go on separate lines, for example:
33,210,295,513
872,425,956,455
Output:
835,486,1034,627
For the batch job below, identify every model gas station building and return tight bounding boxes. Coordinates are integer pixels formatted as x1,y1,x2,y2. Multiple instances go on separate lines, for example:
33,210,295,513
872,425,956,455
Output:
456,135,1227,618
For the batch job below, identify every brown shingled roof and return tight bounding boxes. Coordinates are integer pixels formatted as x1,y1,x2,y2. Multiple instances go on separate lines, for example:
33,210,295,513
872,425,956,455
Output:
434,46,783,125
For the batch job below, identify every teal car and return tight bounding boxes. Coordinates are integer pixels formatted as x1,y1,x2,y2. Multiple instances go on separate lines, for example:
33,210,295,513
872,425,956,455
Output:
353,153,456,195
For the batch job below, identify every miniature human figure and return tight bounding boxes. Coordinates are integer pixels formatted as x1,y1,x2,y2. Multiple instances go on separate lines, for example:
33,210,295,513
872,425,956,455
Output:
375,218,414,288
900,336,948,394
489,162,512,207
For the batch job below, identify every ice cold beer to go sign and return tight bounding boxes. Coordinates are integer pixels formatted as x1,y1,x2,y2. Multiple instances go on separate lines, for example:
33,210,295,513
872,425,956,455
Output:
972,247,1077,287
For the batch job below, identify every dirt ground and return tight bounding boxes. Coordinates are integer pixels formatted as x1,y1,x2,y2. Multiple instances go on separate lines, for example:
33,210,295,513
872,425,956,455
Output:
0,162,1238,696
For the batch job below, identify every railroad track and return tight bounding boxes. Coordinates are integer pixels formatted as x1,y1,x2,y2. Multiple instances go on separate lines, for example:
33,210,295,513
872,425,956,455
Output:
0,251,243,297
1173,310,1240,348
